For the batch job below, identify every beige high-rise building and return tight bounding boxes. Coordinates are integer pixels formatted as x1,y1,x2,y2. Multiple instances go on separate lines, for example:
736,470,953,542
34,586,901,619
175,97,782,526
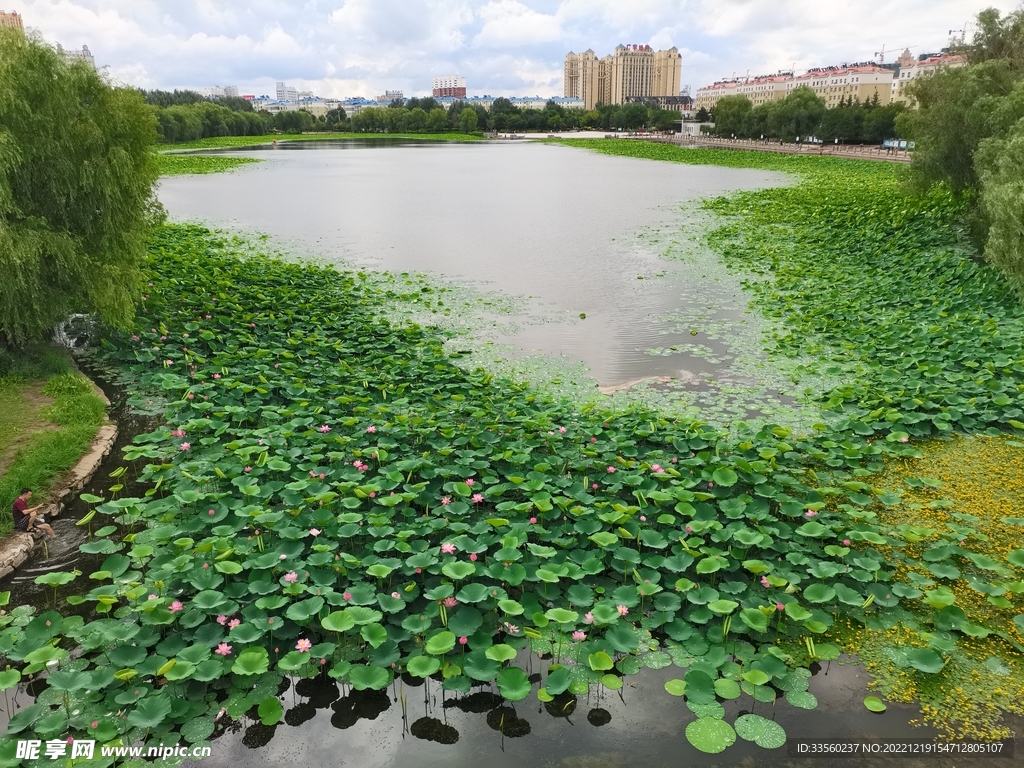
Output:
0,10,24,33
565,45,681,110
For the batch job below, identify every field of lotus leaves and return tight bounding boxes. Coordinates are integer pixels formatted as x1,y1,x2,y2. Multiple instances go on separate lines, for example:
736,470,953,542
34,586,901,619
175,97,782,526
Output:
1,141,1024,762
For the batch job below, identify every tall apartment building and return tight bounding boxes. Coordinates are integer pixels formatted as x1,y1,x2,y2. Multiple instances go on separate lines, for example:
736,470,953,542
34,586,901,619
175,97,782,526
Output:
892,49,965,105
432,75,466,98
0,10,23,33
564,45,682,110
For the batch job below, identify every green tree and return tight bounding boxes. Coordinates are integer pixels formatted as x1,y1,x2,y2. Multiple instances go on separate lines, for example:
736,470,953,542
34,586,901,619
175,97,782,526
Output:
767,87,825,140
694,106,710,122
459,107,478,132
425,107,448,132
0,31,159,346
977,115,1024,296
712,95,752,136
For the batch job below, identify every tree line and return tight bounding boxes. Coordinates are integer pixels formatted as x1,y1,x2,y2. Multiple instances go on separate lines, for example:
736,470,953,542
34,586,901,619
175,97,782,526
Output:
141,89,688,142
705,87,907,143
898,6,1024,296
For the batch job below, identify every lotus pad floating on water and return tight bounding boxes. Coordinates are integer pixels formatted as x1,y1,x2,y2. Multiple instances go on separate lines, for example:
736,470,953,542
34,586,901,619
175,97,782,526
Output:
685,717,736,754
734,714,787,749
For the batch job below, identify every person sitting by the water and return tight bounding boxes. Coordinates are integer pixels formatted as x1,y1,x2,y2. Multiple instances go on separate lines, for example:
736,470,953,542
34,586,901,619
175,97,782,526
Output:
11,488,56,537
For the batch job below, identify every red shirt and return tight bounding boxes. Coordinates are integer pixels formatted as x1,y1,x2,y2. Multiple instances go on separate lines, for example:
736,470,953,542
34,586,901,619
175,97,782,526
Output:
12,497,28,526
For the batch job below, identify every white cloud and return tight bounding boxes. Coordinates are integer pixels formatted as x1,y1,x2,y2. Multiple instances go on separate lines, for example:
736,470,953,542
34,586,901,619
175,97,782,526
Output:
12,0,1024,99
473,0,562,47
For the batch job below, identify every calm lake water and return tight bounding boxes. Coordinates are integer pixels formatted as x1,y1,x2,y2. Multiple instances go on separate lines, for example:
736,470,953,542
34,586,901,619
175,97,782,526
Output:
158,140,787,391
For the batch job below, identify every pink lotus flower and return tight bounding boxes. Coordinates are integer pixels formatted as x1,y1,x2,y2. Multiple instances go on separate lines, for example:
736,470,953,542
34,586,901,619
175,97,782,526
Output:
708,482,714,488
529,516,537,524
169,600,184,613
208,509,215,516
91,721,98,728
131,334,138,341
472,493,484,503
651,464,662,472
459,636,468,645
465,478,474,486
805,510,818,517
671,457,678,463
309,528,321,537
148,594,157,600
391,592,401,599
318,424,331,433
639,515,646,522
205,314,212,319
343,592,352,601
202,563,209,569
296,638,312,653
777,603,785,611
470,553,478,561
179,442,191,451
187,393,194,399
591,437,597,442
213,373,221,379
584,612,594,624
761,576,770,587
899,436,909,443
559,427,567,433
170,429,185,437
284,571,298,583
843,539,851,545
443,597,458,608
441,496,451,506
592,483,598,489
616,605,629,617
216,615,227,625
366,425,376,433
607,466,615,473
685,525,692,532
279,554,287,560
244,466,252,473
504,623,519,633
414,568,422,574
572,630,586,640
228,619,240,629
441,542,456,554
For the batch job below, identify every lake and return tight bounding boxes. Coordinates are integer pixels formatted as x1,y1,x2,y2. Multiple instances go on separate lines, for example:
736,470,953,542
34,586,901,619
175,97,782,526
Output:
159,140,797,418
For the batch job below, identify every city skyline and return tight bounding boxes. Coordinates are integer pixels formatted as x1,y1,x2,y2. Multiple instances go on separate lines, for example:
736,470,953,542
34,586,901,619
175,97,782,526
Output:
6,0,1020,100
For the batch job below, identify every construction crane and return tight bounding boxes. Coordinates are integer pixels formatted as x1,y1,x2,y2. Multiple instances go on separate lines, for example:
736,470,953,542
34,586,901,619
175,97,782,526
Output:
874,44,915,64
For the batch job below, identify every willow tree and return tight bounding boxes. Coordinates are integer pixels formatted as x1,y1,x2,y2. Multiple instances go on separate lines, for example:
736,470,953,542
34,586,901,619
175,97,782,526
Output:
0,30,159,347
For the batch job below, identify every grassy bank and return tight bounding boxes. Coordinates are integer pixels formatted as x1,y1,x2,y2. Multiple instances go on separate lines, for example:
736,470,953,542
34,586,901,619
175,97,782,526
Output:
0,346,107,535
161,131,485,152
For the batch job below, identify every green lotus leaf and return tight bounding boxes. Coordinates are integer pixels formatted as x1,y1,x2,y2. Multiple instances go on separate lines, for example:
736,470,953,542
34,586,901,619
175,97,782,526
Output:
425,631,456,656
496,666,532,701
347,664,391,690
485,644,517,663
734,713,787,749
360,623,388,648
864,696,887,713
685,717,736,754
588,651,614,671
907,648,944,674
322,611,356,633
231,648,269,676
407,655,441,678
664,678,687,696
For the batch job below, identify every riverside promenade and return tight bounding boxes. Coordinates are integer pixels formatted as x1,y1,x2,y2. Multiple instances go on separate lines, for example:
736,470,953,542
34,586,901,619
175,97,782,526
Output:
640,133,913,164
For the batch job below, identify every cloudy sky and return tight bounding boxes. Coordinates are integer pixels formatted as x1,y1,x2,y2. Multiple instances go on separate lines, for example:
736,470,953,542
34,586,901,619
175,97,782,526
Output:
15,0,1021,99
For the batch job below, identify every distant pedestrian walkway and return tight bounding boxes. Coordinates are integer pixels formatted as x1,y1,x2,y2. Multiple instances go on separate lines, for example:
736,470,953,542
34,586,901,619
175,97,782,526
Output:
638,135,912,164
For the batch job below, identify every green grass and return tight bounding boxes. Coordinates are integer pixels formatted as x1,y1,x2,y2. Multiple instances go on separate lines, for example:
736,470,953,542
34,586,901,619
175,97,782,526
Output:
161,131,485,152
157,154,261,177
0,346,107,535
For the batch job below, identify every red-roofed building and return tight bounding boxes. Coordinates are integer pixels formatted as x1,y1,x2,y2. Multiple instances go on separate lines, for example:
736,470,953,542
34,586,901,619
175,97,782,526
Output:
892,49,965,105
